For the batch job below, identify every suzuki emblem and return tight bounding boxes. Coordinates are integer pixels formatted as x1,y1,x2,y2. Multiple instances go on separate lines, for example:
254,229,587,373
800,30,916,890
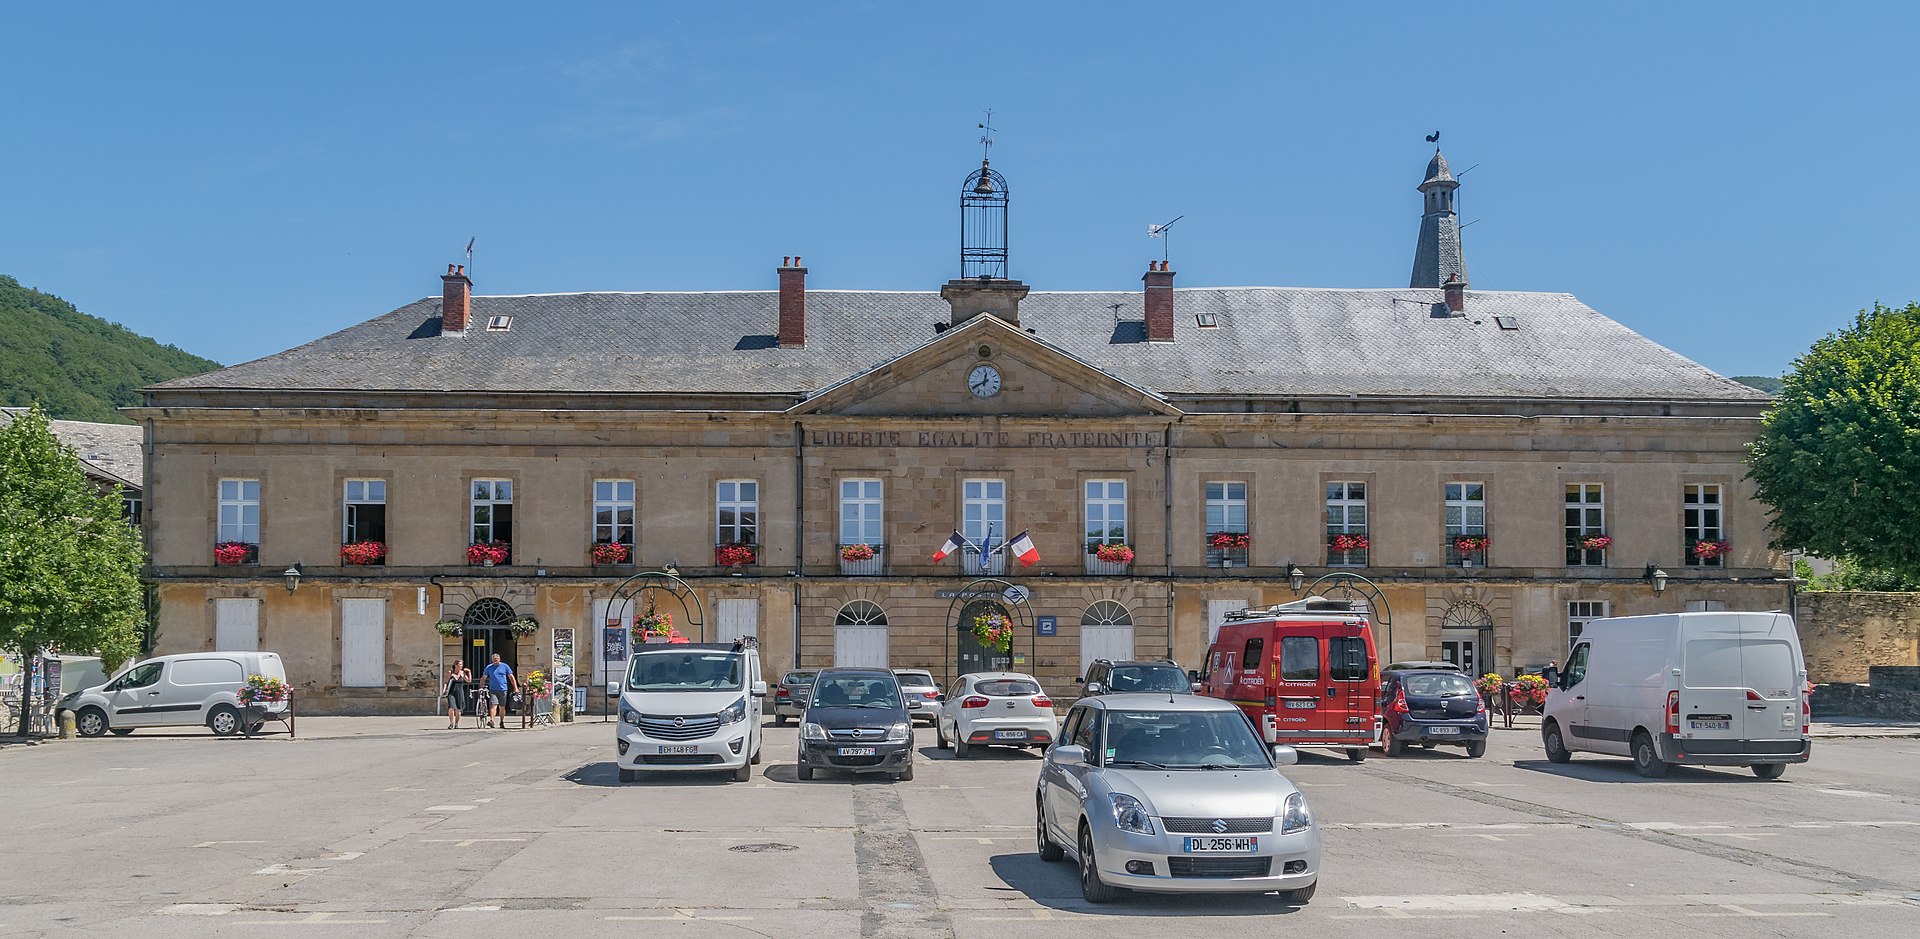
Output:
1211,818,1229,834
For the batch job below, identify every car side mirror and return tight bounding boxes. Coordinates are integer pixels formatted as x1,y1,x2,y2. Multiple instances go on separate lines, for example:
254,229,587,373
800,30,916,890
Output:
751,681,768,698
1085,682,1102,695
1051,744,1088,766
1187,669,1200,681
1191,682,1203,693
1271,745,1299,766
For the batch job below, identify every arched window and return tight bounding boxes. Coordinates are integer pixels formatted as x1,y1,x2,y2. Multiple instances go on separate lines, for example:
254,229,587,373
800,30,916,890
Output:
463,597,517,626
1080,600,1135,675
834,600,888,667
1081,600,1133,627
835,600,888,627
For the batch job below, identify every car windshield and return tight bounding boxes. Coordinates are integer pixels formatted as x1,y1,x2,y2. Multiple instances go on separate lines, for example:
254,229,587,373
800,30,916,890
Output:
628,653,744,692
1103,709,1270,770
1403,673,1476,696
1106,665,1189,693
895,671,935,687
974,678,1041,697
783,672,816,686
812,677,901,709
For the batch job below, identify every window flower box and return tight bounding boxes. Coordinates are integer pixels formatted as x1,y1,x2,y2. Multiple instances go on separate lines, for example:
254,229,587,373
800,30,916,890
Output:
1329,533,1369,552
715,543,757,568
1691,539,1730,560
1448,534,1488,567
1086,542,1134,575
1328,532,1369,567
1579,535,1612,551
1206,531,1250,568
591,541,632,566
840,543,882,575
214,541,258,566
467,541,511,566
340,540,387,566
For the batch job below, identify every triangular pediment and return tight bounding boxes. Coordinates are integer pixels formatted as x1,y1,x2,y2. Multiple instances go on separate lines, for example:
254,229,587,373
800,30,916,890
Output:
787,315,1182,417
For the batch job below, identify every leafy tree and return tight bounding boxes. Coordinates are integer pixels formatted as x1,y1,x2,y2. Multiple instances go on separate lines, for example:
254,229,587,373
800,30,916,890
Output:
1749,302,1920,576
1795,556,1920,592
0,407,145,735
1730,375,1783,395
0,274,220,423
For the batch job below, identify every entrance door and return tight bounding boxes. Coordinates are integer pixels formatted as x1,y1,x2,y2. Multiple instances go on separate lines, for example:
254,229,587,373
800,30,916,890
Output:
463,628,516,680
1441,630,1479,675
957,601,1013,678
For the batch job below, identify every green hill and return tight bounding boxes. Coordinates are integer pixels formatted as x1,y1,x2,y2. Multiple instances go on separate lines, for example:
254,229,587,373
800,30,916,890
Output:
0,274,220,424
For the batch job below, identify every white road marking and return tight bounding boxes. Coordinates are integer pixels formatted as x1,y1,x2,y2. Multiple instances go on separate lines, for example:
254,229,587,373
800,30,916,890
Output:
930,836,1024,844
1692,832,1779,841
1437,833,1530,842
158,903,236,915
321,851,365,861
446,905,503,912
605,910,752,922
1818,788,1889,798
1343,894,1572,912
233,912,389,925
972,908,1071,921
252,863,329,876
424,805,475,812
193,840,267,847
1689,905,1828,918
384,786,426,792
421,838,528,847
1464,782,1524,788
462,761,486,768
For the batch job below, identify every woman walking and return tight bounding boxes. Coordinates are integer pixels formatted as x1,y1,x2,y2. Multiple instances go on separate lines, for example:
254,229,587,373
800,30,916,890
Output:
445,662,472,729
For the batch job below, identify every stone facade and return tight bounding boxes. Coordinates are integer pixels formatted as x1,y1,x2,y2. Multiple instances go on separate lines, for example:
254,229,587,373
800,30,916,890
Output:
1796,591,1920,683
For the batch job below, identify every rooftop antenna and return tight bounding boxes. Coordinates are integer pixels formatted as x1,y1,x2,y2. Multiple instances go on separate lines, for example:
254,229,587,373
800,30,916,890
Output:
977,109,995,162
1147,215,1183,264
463,237,475,282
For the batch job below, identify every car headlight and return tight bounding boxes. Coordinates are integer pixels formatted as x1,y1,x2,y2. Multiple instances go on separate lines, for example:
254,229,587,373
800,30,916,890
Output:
1282,791,1313,834
801,722,828,741
1110,793,1154,835
718,697,747,725
619,705,641,726
884,722,911,744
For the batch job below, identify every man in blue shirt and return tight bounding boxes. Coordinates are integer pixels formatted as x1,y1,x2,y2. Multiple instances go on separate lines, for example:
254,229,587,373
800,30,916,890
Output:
482,654,517,728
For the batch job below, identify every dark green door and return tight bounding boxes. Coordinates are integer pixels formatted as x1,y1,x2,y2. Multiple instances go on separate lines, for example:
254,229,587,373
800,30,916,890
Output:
956,600,1013,678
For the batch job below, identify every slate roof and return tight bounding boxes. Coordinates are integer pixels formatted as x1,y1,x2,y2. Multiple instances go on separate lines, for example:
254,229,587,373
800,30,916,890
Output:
1421,149,1456,188
149,287,1766,404
0,409,143,488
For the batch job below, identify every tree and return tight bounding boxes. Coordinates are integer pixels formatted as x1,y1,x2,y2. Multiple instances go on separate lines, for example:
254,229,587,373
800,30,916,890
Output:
1749,302,1920,576
0,406,145,735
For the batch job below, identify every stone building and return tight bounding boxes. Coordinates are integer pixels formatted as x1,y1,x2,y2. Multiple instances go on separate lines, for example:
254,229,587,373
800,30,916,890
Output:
134,149,1783,713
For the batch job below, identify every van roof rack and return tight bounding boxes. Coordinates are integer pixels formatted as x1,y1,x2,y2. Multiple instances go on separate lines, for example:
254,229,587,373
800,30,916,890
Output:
1222,596,1368,621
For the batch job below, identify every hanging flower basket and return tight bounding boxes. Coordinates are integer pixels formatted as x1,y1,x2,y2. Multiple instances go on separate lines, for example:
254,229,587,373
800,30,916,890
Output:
1453,535,1490,553
1473,672,1504,697
467,541,510,566
1093,543,1135,564
214,541,256,565
971,613,1014,652
508,616,540,638
715,543,756,567
1330,533,1369,552
591,541,632,565
635,607,674,639
340,540,387,565
434,620,464,637
237,674,288,704
840,543,876,562
1691,539,1730,560
1579,535,1612,551
1507,673,1550,706
1208,531,1251,551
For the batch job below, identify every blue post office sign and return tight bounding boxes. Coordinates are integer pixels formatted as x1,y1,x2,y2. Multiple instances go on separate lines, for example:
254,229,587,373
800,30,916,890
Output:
1037,616,1057,637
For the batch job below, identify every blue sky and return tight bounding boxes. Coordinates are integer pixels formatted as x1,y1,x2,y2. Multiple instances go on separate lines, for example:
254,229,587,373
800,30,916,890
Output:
4,3,1915,377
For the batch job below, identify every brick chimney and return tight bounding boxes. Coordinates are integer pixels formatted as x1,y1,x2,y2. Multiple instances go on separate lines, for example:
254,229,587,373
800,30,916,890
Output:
1143,259,1175,342
1443,273,1465,314
441,264,472,333
778,257,806,347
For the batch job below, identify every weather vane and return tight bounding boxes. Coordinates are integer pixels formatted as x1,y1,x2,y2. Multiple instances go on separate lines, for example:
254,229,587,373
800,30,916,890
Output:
977,109,995,161
1426,130,1440,145
1147,215,1183,264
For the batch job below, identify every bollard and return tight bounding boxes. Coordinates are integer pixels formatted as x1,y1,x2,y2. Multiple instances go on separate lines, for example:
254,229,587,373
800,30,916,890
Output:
59,710,77,739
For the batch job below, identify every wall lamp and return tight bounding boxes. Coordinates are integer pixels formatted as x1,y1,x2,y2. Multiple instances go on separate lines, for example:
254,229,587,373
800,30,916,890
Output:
1286,564,1306,592
283,563,303,594
1643,565,1669,594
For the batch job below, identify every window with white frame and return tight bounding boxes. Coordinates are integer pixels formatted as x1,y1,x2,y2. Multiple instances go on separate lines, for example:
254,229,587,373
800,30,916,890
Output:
1683,483,1724,567
716,479,758,545
1084,480,1127,548
343,479,387,545
593,479,635,547
1205,480,1248,566
962,478,1005,549
470,478,513,550
840,479,883,547
1567,600,1608,650
1444,481,1487,563
217,478,260,546
1565,483,1604,566
1326,482,1368,566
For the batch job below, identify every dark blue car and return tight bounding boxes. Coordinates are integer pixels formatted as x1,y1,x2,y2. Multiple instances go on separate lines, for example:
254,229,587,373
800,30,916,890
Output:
1380,668,1489,757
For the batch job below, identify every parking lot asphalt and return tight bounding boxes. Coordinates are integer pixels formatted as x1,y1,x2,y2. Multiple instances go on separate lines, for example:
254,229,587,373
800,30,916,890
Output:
2,718,1918,938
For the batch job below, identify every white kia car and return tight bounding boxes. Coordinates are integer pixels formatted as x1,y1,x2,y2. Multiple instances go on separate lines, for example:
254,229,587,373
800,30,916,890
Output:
935,671,1057,756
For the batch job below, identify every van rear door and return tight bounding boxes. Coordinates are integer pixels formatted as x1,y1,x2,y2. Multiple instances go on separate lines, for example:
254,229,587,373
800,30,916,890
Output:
1325,623,1374,740
1273,630,1325,739
1680,633,1751,744
1739,615,1804,746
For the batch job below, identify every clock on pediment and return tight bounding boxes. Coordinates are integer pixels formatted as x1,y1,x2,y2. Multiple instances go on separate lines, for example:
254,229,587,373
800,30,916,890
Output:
966,363,1002,398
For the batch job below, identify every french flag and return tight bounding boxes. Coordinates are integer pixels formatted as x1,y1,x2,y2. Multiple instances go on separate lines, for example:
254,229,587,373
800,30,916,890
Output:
931,531,964,563
1008,530,1040,566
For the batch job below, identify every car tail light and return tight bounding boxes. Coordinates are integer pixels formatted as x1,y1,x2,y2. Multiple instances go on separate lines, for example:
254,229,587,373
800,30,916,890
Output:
776,687,790,699
1745,690,1764,702
961,696,989,709
1665,690,1680,735
1475,694,1486,714
1802,681,1812,736
1032,695,1053,708
1391,689,1409,714
923,690,939,699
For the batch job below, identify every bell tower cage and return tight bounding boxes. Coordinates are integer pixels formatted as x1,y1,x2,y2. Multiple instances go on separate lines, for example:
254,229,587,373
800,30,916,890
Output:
960,160,1009,279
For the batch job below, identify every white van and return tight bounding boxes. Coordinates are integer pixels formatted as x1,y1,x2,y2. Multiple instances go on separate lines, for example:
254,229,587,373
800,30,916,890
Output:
1542,612,1810,779
616,641,766,782
68,652,289,738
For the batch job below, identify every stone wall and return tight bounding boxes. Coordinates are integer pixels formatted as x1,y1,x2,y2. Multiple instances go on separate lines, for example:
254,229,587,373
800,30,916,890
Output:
1811,666,1920,720
1796,591,1920,683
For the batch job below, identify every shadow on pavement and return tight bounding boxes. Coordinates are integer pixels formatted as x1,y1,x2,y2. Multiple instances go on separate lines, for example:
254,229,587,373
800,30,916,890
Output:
1511,758,1775,784
918,744,1045,762
563,760,743,788
760,762,911,785
986,853,1307,916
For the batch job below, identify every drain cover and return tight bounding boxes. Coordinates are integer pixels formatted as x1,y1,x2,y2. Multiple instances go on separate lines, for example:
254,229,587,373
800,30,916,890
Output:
728,842,799,854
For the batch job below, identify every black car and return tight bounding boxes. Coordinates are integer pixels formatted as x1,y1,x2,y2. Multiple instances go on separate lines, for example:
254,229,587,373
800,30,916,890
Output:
1380,668,1489,757
1078,659,1193,696
797,668,915,780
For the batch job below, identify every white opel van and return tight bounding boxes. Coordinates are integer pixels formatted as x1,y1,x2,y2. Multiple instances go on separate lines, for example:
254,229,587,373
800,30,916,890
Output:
1542,612,1810,779
616,641,765,782
67,651,289,737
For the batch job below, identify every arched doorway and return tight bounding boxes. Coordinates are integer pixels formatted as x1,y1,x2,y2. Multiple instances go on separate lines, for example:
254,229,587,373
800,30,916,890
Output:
462,597,518,677
1079,600,1135,678
1439,598,1495,676
833,600,890,667
957,599,1014,676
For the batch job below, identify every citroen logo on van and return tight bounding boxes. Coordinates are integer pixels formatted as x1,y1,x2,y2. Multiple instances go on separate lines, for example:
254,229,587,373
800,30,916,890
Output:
1211,818,1229,834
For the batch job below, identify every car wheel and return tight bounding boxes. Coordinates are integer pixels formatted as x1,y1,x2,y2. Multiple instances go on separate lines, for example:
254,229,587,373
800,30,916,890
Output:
936,719,949,749
1752,763,1786,780
1420,741,1437,750
1632,731,1669,778
751,745,763,766
618,768,638,783
1036,796,1064,862
1543,721,1572,763
733,761,752,782
76,707,108,738
954,737,970,759
1465,739,1487,759
208,705,241,737
1346,747,1367,763
1279,881,1316,904
896,762,914,782
1385,738,1406,757
797,763,814,781
1078,825,1120,903
110,728,134,736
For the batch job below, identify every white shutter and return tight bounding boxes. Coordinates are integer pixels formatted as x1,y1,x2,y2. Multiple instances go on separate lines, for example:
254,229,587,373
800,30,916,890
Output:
835,626,889,667
717,598,758,646
1080,625,1136,677
1207,599,1245,646
214,598,259,652
339,599,386,688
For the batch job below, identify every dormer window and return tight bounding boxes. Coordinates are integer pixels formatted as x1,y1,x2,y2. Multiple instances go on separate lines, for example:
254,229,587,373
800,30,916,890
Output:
486,315,513,331
1195,312,1219,328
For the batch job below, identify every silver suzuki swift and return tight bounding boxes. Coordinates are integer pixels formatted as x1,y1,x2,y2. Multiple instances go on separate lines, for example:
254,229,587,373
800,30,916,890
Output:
1036,694,1321,903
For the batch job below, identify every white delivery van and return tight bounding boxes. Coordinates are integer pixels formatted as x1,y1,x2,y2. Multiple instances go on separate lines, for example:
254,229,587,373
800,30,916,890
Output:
1542,612,1810,779
68,652,289,738
615,640,766,782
